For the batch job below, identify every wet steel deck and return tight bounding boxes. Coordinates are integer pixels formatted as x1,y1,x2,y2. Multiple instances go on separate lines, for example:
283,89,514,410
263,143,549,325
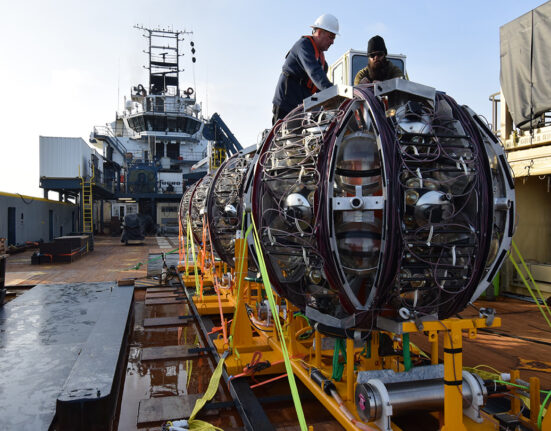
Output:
2,235,551,429
4,236,158,287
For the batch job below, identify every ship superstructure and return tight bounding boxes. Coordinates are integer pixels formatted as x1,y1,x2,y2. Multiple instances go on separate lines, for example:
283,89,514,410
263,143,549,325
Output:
40,26,242,234
91,26,208,229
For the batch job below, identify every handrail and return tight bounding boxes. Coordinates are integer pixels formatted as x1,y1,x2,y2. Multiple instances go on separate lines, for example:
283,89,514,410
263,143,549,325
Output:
93,126,128,156
133,94,199,116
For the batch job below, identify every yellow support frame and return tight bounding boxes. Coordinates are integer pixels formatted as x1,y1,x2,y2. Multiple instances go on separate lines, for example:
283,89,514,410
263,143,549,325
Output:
179,251,235,315
182,237,551,431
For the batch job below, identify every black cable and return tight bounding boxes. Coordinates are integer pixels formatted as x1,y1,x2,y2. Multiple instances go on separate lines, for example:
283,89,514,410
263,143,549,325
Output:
17,193,34,205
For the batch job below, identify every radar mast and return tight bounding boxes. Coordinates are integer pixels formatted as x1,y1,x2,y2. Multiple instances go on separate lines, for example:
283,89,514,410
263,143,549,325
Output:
134,25,194,96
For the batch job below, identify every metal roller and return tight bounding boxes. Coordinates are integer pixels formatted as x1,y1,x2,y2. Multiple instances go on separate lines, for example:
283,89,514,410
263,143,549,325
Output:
355,370,487,429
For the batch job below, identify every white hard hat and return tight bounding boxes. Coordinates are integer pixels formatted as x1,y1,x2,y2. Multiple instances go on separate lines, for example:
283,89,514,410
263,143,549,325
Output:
311,14,339,35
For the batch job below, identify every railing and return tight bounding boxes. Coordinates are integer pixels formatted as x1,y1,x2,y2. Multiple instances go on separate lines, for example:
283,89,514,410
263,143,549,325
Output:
125,152,152,166
96,177,118,193
93,126,128,157
178,151,205,163
156,181,185,194
119,177,185,195
110,123,137,138
141,95,199,116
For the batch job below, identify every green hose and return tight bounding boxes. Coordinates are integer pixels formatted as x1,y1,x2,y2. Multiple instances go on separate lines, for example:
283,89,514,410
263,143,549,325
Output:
402,333,412,371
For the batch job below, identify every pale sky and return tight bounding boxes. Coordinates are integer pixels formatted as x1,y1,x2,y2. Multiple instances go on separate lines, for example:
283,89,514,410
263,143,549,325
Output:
0,0,545,197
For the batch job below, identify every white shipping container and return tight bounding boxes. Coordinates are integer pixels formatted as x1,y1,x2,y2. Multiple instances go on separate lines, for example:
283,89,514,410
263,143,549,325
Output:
39,136,98,178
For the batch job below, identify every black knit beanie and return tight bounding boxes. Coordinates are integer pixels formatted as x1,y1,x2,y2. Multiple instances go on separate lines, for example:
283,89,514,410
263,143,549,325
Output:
367,35,387,55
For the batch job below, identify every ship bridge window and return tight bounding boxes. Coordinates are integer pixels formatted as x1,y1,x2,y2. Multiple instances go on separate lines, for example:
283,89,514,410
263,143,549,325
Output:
128,116,145,133
141,115,167,132
132,115,201,134
167,142,179,159
167,117,177,132
155,117,166,131
180,117,201,134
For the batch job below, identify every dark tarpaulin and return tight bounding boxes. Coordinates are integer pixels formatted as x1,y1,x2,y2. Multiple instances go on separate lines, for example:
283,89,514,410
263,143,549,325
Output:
500,1,551,130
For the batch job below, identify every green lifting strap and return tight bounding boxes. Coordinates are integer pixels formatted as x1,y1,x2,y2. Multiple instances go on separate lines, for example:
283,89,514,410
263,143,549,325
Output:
250,217,308,431
509,240,551,328
492,379,551,429
538,388,551,429
331,338,346,381
402,333,412,371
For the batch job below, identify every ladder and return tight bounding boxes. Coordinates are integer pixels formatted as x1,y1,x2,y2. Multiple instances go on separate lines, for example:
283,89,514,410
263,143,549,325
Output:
210,147,227,170
80,165,95,234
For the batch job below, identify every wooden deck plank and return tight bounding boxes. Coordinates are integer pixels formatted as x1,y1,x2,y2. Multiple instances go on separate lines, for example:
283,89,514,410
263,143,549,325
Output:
143,316,191,327
145,292,179,299
137,394,202,424
145,287,178,293
134,279,159,288
145,297,185,306
141,345,198,361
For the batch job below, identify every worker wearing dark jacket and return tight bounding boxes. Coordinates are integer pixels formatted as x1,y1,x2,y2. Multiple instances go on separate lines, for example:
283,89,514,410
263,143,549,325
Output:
354,35,403,85
272,14,339,124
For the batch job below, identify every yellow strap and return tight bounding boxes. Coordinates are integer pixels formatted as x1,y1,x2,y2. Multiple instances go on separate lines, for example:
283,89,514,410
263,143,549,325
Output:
408,341,430,360
186,359,193,389
250,216,308,431
512,241,551,318
509,241,551,328
188,352,228,427
189,420,223,431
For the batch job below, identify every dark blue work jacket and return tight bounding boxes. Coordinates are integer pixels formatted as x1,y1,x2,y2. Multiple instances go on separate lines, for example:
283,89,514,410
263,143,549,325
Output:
272,36,333,114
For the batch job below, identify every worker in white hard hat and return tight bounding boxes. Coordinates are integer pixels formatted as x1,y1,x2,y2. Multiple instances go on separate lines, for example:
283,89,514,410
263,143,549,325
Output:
272,13,339,124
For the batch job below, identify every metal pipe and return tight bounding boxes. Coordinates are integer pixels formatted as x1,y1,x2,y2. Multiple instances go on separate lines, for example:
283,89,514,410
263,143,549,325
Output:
356,375,486,422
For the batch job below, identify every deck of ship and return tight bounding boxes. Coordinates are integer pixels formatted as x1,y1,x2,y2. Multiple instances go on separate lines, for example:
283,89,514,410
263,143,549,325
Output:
3,235,551,430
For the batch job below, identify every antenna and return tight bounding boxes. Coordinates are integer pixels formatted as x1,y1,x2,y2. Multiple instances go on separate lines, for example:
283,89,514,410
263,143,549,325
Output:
117,57,120,112
205,65,209,118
